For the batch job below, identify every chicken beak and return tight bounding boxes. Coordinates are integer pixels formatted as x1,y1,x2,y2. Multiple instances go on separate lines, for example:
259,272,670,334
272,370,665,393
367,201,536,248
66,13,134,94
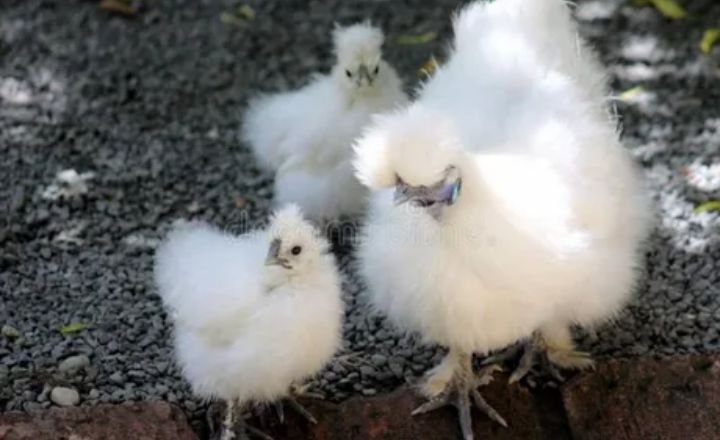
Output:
357,65,373,86
265,238,289,267
393,172,462,208
393,182,413,205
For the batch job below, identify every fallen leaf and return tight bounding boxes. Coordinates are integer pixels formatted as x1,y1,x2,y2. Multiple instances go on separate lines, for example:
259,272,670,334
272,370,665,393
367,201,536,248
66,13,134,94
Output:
417,57,440,78
60,323,89,335
632,0,688,20
237,4,255,20
619,85,646,101
651,0,688,19
694,201,720,214
221,4,255,27
397,31,437,45
99,0,137,17
700,28,720,54
220,12,244,27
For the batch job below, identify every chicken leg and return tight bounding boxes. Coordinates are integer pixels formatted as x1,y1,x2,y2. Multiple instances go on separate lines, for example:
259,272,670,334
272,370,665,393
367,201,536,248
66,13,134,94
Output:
273,384,320,425
211,400,274,440
484,326,595,384
413,350,507,440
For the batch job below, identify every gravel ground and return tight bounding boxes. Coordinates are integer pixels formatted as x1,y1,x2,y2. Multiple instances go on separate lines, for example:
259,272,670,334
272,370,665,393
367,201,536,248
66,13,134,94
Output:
1,0,720,432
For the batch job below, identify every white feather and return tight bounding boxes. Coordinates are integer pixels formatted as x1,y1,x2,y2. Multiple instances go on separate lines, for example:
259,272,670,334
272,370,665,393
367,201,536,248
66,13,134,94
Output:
274,159,366,223
242,22,408,221
354,0,653,355
154,205,344,403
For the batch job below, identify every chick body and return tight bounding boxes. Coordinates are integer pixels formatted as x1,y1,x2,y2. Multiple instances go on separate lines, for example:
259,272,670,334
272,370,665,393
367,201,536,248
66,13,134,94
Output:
242,23,407,222
155,207,343,406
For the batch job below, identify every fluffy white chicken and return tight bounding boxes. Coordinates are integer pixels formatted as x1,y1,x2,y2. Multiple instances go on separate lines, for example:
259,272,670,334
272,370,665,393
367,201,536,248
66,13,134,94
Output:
242,22,408,223
353,0,652,438
154,205,343,440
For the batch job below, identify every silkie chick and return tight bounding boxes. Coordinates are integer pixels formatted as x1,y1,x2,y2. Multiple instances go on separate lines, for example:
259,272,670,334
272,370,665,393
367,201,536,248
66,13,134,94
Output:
155,205,344,440
242,22,408,223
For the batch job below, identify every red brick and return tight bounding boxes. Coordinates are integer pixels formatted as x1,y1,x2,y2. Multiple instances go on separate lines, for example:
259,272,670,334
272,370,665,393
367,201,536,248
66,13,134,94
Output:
0,402,197,440
563,355,720,440
264,377,546,440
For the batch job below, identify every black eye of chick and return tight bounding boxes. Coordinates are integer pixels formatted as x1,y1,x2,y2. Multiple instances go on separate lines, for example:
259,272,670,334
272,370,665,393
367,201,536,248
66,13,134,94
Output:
373,66,379,75
415,199,436,208
345,70,353,78
291,246,302,256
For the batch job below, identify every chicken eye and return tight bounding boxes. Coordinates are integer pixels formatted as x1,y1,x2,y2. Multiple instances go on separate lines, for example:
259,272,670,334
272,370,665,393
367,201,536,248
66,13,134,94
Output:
291,246,302,255
373,65,379,75
416,199,436,208
345,69,353,78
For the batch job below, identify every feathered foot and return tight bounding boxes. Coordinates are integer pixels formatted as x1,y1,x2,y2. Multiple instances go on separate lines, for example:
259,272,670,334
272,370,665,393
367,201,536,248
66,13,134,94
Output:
209,400,274,440
413,350,507,440
484,327,595,385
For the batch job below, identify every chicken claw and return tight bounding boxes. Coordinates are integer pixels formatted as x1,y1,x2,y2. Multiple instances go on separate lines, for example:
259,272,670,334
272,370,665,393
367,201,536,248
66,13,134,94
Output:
413,351,506,440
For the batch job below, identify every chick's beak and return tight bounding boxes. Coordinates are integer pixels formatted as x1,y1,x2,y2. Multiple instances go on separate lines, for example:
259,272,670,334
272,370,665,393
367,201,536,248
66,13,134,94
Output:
265,238,290,268
393,183,413,205
357,64,373,86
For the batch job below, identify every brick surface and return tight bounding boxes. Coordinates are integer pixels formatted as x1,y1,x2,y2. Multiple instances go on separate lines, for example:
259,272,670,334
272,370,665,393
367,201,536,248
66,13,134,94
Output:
563,355,720,440
0,401,197,440
263,377,547,440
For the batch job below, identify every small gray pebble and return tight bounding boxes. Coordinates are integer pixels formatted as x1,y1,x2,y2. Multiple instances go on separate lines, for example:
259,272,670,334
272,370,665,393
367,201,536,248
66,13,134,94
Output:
360,366,376,377
109,372,124,384
1,325,20,339
370,354,387,366
37,386,50,403
389,361,404,377
111,389,127,402
58,355,90,374
23,402,45,413
85,366,99,381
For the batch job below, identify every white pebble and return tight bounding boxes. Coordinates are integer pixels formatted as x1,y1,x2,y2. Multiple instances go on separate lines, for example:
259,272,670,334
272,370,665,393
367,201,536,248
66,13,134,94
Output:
50,387,80,407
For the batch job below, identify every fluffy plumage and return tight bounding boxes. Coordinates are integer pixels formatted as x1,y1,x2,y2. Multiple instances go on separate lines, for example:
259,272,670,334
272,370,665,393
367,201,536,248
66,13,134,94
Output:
155,205,343,438
354,0,652,437
242,22,408,222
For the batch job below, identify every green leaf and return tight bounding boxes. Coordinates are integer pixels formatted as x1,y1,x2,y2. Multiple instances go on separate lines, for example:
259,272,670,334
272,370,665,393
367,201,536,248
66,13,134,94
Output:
220,12,244,26
633,0,688,20
694,201,720,214
237,4,255,20
700,28,720,55
397,31,437,45
619,85,646,101
651,0,688,19
220,4,255,27
60,322,88,335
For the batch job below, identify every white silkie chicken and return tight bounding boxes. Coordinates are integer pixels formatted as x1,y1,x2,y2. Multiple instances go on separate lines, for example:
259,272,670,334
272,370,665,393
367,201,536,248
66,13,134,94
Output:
242,22,408,223
154,205,343,440
353,0,652,438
